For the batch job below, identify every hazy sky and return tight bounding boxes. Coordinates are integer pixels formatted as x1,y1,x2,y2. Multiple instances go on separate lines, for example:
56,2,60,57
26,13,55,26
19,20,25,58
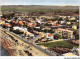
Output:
0,0,80,5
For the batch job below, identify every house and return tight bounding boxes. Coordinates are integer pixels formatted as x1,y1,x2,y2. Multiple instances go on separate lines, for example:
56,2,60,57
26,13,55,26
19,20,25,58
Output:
19,22,23,25
39,16,54,19
7,20,12,23
33,23,37,27
0,20,5,25
45,33,54,40
1,18,5,20
69,17,75,20
27,23,33,27
36,18,43,24
53,21,57,24
12,21,17,24
60,20,66,24
3,23,11,27
25,31,34,37
66,22,71,25
72,25,77,29
55,28,73,39
53,24,60,26
48,21,52,23
50,21,57,25
59,16,67,19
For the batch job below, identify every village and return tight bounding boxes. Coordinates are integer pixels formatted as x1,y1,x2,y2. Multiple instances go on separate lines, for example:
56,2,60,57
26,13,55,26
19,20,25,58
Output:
0,7,79,56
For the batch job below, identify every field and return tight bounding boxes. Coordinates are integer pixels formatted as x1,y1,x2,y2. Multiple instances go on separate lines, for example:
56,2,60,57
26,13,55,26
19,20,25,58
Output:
37,40,78,49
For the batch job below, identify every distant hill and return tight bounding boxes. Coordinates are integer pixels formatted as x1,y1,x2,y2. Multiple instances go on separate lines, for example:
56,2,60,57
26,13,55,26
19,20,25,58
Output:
1,5,79,13
1,5,79,9
1,5,79,16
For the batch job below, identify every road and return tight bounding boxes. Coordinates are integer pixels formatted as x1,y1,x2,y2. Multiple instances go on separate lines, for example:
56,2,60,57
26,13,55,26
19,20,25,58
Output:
0,28,56,56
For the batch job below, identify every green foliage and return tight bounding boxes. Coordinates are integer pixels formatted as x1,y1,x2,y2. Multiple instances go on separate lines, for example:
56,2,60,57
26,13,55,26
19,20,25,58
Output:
23,24,26,27
1,7,79,13
55,34,63,39
1,13,15,19
13,30,24,34
44,23,52,26
44,18,56,21
37,40,78,49
32,27,54,33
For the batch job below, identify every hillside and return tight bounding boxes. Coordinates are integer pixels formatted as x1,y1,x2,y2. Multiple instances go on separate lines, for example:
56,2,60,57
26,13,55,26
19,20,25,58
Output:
1,5,79,12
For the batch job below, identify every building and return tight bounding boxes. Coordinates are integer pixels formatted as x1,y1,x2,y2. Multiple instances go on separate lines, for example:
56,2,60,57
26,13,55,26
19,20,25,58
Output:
7,20,12,23
53,24,60,26
51,21,57,25
13,26,27,32
60,20,66,24
55,28,73,39
27,22,33,27
72,25,77,29
0,20,5,25
25,31,34,37
3,23,11,27
69,17,75,20
45,33,54,40
39,16,54,19
66,22,71,25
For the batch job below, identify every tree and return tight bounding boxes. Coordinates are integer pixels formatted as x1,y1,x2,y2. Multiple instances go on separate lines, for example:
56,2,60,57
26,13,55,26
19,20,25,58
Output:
54,34,63,39
1,13,15,19
13,30,24,34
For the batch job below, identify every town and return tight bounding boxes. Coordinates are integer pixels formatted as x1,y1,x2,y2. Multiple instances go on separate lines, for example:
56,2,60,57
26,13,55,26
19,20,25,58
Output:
0,5,79,56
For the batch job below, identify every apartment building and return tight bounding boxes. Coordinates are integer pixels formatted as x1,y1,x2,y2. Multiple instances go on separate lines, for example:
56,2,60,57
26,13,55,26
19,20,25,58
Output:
55,28,73,39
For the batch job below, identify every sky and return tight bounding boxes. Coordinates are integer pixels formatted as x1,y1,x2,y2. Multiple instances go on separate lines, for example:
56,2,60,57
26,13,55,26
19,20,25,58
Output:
0,0,80,6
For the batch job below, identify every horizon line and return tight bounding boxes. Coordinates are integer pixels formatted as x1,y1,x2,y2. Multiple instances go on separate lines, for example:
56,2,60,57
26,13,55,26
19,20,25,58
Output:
1,5,79,6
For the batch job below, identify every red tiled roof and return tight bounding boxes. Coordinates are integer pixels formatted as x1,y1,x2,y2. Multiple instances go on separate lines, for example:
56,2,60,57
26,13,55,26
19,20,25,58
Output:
19,22,23,25
53,21,57,23
48,34,53,36
42,39,46,41
3,24,10,26
25,32,27,33
48,21,52,22
27,23,33,27
33,23,37,26
53,24,60,26
12,21,17,24
1,18,5,20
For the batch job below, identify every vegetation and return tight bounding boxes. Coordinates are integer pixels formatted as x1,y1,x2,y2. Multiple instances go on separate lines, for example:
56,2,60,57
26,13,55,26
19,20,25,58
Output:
48,47,71,55
35,37,44,43
12,30,24,34
43,29,54,33
1,13,15,19
44,23,52,26
32,27,54,33
1,7,79,13
54,34,63,39
44,18,56,21
23,24,26,27
37,40,78,49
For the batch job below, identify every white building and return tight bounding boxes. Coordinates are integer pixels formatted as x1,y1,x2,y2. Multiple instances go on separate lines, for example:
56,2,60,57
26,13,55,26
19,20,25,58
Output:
13,26,28,32
45,33,54,40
